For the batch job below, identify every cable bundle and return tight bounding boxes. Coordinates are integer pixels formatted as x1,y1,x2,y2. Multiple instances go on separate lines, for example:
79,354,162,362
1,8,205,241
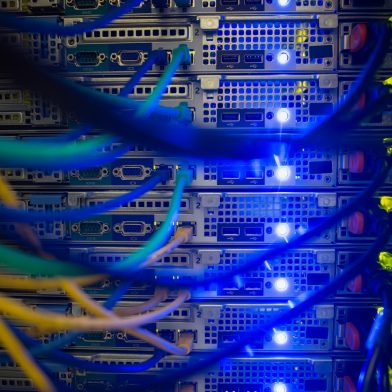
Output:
0,5,391,392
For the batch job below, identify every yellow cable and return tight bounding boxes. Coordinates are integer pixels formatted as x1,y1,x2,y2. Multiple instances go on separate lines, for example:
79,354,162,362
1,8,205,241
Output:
0,290,190,333
114,289,168,316
0,317,55,392
61,281,192,355
140,226,193,268
0,175,19,206
0,175,50,258
0,226,193,291
0,274,105,290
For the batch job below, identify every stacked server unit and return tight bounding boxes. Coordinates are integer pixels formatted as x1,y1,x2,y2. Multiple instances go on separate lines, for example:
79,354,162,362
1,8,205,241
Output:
0,1,391,391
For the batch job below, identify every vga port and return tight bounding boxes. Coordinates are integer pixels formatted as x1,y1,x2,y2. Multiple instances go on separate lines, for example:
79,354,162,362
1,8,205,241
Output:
72,0,99,9
118,51,142,65
74,52,100,67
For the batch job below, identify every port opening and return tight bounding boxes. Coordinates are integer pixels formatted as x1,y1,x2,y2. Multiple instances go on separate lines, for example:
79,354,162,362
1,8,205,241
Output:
75,52,100,67
119,51,142,65
221,54,240,63
244,112,263,122
222,227,240,236
120,221,147,236
221,170,241,180
221,112,240,122
244,227,263,236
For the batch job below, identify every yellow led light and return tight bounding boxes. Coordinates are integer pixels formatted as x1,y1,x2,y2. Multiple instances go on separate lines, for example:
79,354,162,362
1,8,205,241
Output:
383,76,392,86
380,196,392,213
377,306,384,314
378,252,392,271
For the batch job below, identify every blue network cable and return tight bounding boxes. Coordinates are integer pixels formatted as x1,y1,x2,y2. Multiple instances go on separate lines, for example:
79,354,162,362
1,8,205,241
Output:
120,50,167,97
0,170,170,222
1,323,166,373
136,45,191,118
0,281,166,373
140,157,392,289
141,224,391,388
0,23,389,160
0,0,142,36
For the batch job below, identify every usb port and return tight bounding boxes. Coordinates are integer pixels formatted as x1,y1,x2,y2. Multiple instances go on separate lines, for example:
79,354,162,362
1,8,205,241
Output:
244,54,263,63
222,227,240,236
221,0,238,4
244,227,263,236
244,112,263,122
221,54,240,63
244,0,261,4
221,112,240,122
221,170,240,179
245,170,263,179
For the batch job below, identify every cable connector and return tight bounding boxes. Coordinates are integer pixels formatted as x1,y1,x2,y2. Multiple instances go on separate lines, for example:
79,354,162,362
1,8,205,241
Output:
177,102,193,123
380,196,392,213
379,252,392,272
175,44,192,66
177,331,194,355
175,169,194,186
155,167,172,183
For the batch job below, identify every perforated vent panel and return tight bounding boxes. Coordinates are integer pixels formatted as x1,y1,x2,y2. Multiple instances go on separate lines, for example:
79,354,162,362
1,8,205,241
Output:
205,358,331,391
203,21,334,66
205,250,333,294
202,79,334,126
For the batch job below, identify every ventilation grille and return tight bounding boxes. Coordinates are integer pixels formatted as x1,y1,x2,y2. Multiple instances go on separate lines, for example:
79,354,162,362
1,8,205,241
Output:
203,21,334,65
205,359,329,389
28,34,61,65
86,250,190,266
0,0,19,10
86,197,190,212
287,148,333,181
205,250,331,292
96,84,190,98
83,26,189,41
0,90,23,104
0,112,24,124
204,194,331,224
203,79,334,125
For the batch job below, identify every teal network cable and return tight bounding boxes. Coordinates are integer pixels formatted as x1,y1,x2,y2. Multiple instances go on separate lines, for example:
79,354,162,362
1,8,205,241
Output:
109,168,193,274
0,45,192,170
136,45,191,118
0,169,192,278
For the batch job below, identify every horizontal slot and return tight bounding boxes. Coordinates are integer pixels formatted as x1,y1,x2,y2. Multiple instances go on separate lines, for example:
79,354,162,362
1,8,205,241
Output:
221,54,240,63
244,54,263,63
244,227,263,236
221,112,240,122
221,170,241,180
244,112,263,122
222,227,240,236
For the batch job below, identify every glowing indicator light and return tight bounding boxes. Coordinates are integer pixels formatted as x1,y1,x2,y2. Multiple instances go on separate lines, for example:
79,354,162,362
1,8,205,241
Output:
277,51,290,64
273,383,288,392
276,166,291,181
276,223,290,238
264,260,272,271
275,278,289,292
277,109,290,123
273,330,288,345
